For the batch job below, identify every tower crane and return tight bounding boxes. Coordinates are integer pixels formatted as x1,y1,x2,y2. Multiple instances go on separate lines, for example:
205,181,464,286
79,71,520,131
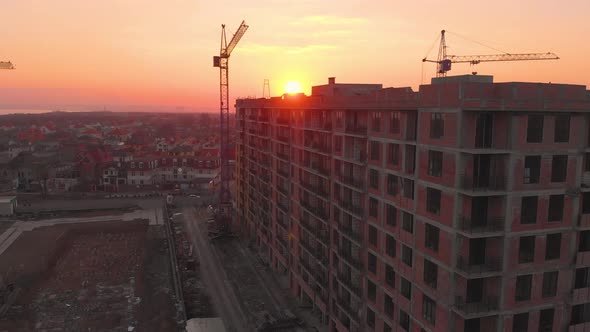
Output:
212,20,248,237
422,30,559,77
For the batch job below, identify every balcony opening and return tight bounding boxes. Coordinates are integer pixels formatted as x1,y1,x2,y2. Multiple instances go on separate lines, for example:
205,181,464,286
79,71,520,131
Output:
475,112,493,148
473,154,491,188
469,238,486,265
512,312,529,332
524,156,541,184
466,278,484,303
551,155,568,182
519,236,535,263
576,268,590,289
539,308,554,332
464,318,480,332
526,114,544,143
471,197,488,228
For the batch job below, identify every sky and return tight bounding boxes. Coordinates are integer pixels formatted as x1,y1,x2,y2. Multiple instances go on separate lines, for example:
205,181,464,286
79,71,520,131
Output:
0,0,588,112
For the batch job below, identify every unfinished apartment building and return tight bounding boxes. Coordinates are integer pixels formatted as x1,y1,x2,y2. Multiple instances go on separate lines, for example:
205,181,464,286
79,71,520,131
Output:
235,75,590,332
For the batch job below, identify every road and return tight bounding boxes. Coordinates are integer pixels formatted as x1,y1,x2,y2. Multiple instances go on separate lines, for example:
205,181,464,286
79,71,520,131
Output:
178,200,250,332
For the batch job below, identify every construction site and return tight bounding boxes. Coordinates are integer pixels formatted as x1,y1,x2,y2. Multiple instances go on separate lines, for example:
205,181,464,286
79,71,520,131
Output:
0,198,188,332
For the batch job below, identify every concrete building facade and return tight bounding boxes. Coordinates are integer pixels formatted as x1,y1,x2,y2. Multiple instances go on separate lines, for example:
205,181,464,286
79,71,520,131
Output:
235,76,590,332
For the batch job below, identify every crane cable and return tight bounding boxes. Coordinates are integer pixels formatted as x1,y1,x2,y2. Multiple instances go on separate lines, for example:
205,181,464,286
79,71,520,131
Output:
445,30,511,55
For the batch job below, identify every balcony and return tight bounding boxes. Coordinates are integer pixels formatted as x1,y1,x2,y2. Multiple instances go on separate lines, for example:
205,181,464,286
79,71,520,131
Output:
276,151,289,161
301,181,330,199
300,200,329,220
459,174,507,192
277,116,290,125
344,124,367,136
310,161,330,176
454,296,500,316
456,256,502,275
339,199,364,218
342,150,366,164
338,174,365,190
458,216,504,235
277,201,289,213
339,249,362,270
339,225,362,244
336,295,360,323
277,135,289,143
277,168,289,178
338,272,362,297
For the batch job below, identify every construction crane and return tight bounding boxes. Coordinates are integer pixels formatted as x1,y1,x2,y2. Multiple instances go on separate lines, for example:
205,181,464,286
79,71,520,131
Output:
0,61,14,70
422,30,559,77
212,20,248,238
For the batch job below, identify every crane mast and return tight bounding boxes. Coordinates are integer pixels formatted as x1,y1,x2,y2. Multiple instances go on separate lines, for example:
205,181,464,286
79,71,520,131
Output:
423,30,559,77
212,20,248,236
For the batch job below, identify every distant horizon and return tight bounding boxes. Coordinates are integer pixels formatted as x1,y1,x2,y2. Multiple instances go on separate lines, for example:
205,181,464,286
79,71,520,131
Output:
0,107,219,115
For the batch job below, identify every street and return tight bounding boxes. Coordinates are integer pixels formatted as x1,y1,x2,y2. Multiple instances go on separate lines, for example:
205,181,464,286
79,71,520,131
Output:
175,198,250,332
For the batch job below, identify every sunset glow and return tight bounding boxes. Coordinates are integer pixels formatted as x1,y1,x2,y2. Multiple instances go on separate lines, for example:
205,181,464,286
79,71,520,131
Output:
0,0,587,111
285,81,302,94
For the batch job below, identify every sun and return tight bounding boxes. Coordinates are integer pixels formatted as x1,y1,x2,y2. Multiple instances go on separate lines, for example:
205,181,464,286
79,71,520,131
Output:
285,81,302,94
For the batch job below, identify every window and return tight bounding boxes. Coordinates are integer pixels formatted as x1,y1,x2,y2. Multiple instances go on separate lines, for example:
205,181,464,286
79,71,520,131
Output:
584,192,590,214
387,174,398,195
371,112,381,131
428,150,443,177
524,156,541,184
386,204,397,226
385,264,395,288
548,195,564,222
400,277,411,299
513,312,529,332
580,231,590,252
545,233,562,260
425,224,440,252
384,294,394,318
521,196,538,224
368,225,378,246
426,188,441,215
402,178,414,199
388,143,399,165
399,309,410,331
430,113,444,139
515,274,532,301
402,245,413,267
368,252,377,274
367,280,377,302
551,155,567,182
366,307,375,329
334,136,342,152
539,308,554,332
369,197,378,218
554,115,570,142
542,271,558,298
402,213,414,233
519,236,535,264
422,295,436,325
386,235,396,257
572,303,590,325
369,169,379,189
424,259,438,289
390,112,400,133
576,268,590,289
527,115,544,143
370,141,381,161
383,323,392,332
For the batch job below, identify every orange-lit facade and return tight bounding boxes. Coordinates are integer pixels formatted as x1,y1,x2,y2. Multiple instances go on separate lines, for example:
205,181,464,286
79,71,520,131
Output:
235,76,590,332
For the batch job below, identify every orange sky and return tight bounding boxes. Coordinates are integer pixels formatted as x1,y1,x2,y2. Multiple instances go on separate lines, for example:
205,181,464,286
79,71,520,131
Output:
0,0,588,112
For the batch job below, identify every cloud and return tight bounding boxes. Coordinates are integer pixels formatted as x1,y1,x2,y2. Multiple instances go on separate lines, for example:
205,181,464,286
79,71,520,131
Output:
291,15,367,26
240,42,337,55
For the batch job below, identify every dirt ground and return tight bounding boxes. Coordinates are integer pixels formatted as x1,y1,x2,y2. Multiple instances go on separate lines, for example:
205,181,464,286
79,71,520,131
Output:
0,220,182,332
